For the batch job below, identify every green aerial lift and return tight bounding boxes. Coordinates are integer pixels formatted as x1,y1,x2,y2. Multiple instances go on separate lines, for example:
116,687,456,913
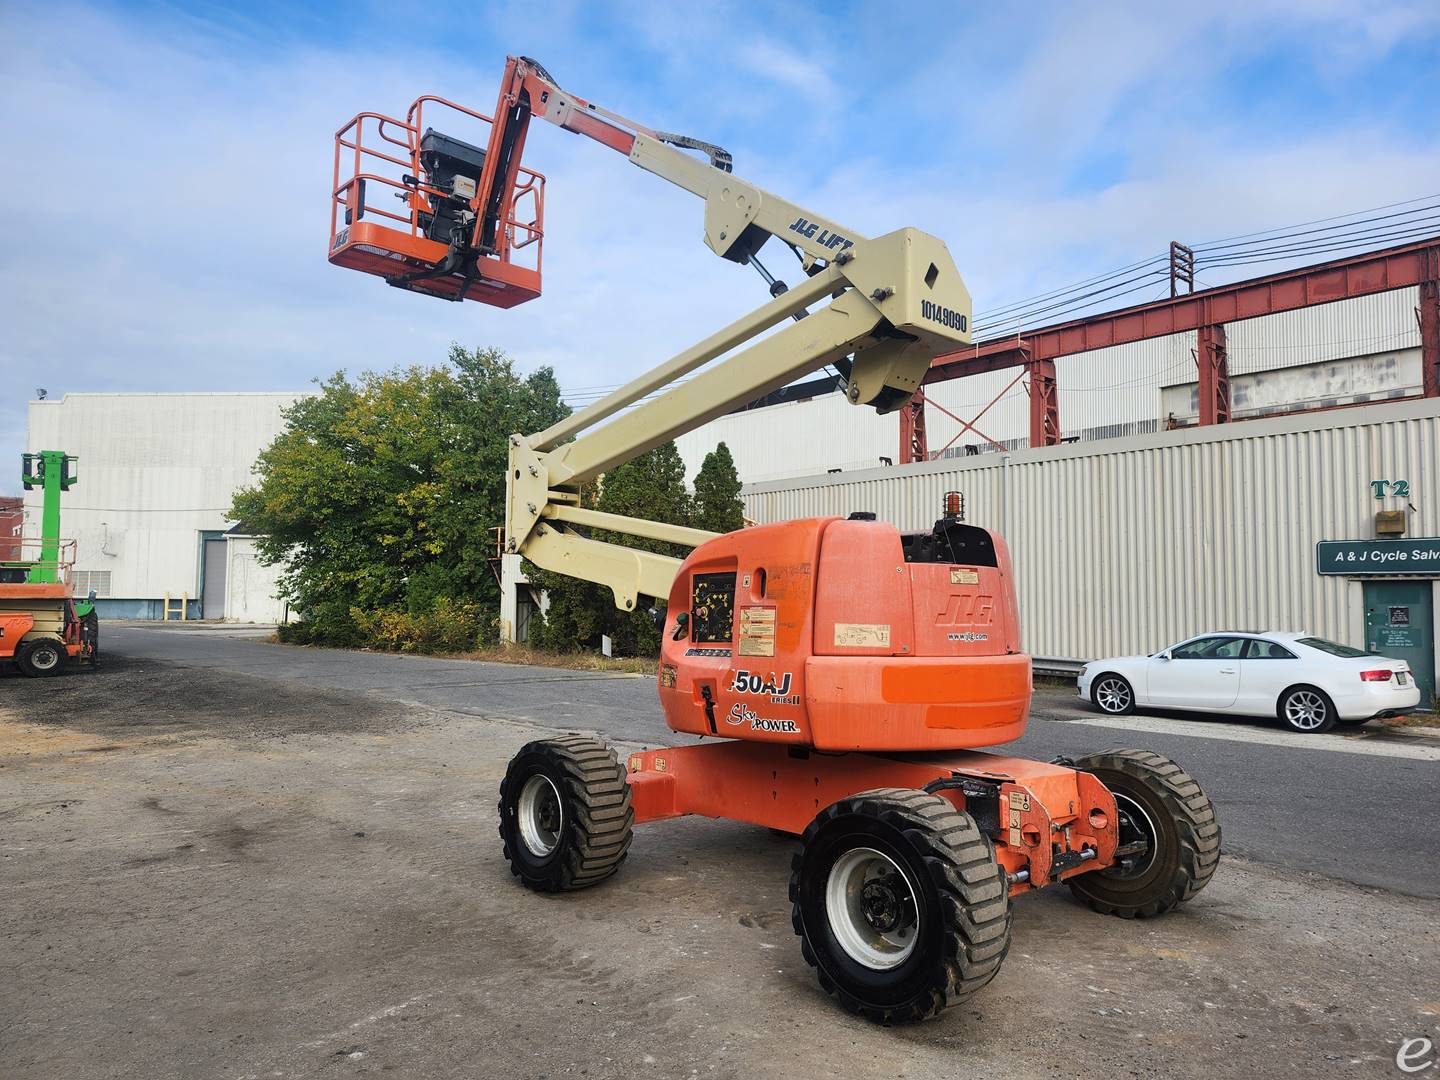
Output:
0,451,98,677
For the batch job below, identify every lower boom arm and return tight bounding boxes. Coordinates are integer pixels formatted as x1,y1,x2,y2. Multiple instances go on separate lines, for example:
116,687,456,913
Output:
506,227,973,612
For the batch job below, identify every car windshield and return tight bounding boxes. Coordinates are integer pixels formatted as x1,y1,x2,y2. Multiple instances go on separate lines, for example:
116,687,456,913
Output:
1297,636,1369,658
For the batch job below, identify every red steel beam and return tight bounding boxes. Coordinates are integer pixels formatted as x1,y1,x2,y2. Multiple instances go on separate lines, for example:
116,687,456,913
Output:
898,395,928,464
927,237,1440,384
1422,247,1440,398
1026,360,1059,447
1195,323,1231,425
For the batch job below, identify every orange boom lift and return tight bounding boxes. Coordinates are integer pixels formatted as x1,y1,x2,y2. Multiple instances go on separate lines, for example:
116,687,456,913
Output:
330,57,1220,1023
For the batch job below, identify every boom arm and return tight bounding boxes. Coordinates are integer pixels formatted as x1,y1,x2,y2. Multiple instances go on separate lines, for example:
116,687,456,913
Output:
479,57,866,273
395,57,977,613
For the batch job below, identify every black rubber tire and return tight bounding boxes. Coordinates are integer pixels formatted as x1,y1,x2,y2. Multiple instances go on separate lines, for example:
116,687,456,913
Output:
79,612,100,663
1277,685,1338,734
1090,672,1136,715
17,638,68,678
1067,749,1220,918
498,736,633,892
790,788,1011,1024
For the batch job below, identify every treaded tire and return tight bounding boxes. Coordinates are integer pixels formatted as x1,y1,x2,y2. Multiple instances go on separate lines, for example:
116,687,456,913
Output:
498,736,633,892
790,788,1011,1024
17,638,67,678
1067,749,1220,918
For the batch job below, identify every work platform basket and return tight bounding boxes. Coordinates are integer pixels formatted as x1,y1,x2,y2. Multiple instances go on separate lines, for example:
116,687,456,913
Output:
329,96,544,307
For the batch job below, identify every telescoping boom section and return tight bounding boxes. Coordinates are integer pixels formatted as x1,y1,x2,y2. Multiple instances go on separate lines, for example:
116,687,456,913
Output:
330,57,1220,1025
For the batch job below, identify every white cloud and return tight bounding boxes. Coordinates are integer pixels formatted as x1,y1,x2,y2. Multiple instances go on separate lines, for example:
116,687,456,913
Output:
738,38,842,109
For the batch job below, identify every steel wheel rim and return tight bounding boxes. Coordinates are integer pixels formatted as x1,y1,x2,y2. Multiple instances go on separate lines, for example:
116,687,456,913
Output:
1096,677,1130,713
517,774,563,857
1285,691,1327,731
30,644,60,670
825,846,919,970
1107,792,1159,879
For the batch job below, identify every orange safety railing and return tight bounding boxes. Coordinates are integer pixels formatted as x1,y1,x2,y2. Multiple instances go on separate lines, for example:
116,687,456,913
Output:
0,537,76,584
330,96,545,279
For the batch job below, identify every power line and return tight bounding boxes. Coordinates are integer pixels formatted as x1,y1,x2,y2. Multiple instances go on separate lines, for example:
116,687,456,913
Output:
1192,203,1440,255
979,254,1168,321
1192,192,1440,249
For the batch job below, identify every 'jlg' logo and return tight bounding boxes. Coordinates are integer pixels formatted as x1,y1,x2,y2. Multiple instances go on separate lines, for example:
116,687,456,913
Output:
934,594,995,626
787,216,854,252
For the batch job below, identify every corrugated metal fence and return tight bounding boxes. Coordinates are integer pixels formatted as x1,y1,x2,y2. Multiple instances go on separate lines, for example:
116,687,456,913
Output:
744,398,1440,661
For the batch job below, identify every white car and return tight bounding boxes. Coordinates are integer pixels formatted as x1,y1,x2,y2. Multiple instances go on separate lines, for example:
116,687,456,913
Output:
1077,632,1421,734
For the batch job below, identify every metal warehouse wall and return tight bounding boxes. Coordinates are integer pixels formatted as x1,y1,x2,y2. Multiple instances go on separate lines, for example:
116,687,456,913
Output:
742,398,1440,662
24,392,306,610
676,288,1424,485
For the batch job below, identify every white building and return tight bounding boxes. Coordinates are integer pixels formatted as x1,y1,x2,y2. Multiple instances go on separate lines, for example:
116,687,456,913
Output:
741,397,1439,704
23,392,305,621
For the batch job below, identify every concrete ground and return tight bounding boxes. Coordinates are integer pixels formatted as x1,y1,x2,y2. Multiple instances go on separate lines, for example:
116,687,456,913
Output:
3,631,1438,1079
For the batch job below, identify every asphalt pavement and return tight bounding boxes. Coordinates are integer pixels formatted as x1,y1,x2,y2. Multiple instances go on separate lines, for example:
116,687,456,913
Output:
99,624,1440,898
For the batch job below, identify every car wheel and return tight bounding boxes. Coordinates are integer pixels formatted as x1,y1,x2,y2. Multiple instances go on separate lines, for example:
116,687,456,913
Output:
1278,686,1337,734
1091,673,1136,716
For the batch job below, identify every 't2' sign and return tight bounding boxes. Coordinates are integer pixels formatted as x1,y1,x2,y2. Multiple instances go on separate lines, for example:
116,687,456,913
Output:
1371,479,1411,500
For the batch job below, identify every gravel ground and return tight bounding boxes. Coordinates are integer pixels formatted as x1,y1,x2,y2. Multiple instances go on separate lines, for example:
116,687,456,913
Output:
2,657,1437,1079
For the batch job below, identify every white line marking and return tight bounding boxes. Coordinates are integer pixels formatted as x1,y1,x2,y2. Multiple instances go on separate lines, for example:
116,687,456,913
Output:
1063,714,1440,761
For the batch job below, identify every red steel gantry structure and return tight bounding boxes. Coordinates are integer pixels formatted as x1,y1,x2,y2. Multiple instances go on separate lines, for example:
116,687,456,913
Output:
900,236,1440,463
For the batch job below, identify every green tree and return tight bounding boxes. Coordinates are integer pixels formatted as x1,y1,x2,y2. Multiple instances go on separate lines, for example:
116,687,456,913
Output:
528,441,692,656
692,441,745,533
231,345,568,647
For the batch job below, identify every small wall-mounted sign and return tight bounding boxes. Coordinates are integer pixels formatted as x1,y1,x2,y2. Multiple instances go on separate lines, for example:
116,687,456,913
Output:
1370,479,1411,499
1375,509,1407,536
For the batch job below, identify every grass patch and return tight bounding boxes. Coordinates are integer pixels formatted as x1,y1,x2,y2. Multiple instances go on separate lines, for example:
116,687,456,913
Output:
453,644,655,675
275,636,654,675
1033,674,1079,690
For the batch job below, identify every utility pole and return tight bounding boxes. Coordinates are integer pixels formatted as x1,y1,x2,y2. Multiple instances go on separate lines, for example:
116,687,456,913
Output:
1169,241,1195,298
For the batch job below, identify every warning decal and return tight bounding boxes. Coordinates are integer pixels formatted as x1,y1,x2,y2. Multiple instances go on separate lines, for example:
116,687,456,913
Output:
738,606,777,657
833,623,891,648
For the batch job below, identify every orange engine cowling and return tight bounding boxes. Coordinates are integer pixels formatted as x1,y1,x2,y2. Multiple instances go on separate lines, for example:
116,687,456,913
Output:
657,513,1031,752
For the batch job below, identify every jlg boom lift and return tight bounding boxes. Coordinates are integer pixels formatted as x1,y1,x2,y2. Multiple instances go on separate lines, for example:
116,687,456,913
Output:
330,57,1221,1023
0,451,98,677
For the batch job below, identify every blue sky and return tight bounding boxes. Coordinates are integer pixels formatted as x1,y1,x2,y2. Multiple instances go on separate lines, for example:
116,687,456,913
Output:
2,1,1438,495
